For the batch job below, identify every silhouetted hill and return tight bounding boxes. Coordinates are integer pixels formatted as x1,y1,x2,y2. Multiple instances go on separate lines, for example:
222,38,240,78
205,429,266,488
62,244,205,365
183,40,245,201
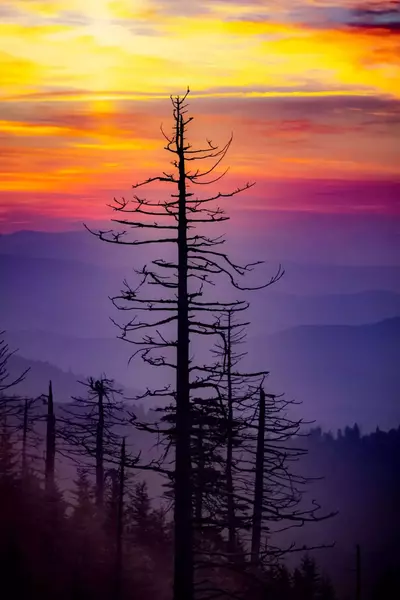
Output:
249,289,400,335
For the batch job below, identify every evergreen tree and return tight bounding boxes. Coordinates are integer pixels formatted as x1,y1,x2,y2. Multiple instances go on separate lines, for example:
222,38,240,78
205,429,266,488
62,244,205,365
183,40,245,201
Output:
292,555,320,600
72,467,96,523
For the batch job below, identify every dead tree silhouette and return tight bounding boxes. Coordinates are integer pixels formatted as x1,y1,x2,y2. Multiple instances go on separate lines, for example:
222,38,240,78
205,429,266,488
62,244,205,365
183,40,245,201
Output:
0,332,29,397
0,332,42,478
85,88,282,600
45,381,56,494
188,309,334,599
59,376,129,511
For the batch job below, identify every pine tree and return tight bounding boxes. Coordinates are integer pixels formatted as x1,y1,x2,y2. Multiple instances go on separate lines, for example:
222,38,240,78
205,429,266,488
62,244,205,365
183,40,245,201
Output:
292,555,320,600
318,574,336,600
72,467,96,523
127,480,152,542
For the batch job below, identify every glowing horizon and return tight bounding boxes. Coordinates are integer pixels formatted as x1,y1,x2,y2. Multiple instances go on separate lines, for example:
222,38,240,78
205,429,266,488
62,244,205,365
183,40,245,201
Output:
1,0,399,230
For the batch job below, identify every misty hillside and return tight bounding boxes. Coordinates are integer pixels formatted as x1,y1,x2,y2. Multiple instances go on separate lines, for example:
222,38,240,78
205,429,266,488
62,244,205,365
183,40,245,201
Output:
271,261,400,295
5,331,135,389
1,228,400,293
0,229,127,267
2,250,400,337
0,253,121,337
248,289,400,335
5,318,400,432
2,230,399,431
251,317,400,431
1,215,398,268
1,233,399,600
7,353,140,404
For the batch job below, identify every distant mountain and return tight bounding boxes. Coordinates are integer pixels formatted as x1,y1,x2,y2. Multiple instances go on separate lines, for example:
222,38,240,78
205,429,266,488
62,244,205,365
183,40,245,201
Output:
2,229,399,431
271,261,400,295
2,251,400,338
0,229,156,269
246,317,400,432
1,229,400,294
5,319,400,431
0,229,127,267
248,289,400,335
7,354,89,402
4,330,141,390
2,211,399,267
0,253,123,337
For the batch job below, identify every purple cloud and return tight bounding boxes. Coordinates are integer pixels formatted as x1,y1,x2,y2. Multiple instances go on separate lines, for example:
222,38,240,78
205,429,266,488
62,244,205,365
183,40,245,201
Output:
348,1,400,33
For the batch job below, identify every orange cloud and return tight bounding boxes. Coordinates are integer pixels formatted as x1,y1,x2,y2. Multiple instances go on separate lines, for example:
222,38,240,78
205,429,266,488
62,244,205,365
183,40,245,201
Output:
0,0,399,228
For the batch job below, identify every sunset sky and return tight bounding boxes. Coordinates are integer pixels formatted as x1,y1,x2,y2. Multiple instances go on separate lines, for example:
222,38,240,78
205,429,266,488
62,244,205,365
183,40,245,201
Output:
1,0,399,232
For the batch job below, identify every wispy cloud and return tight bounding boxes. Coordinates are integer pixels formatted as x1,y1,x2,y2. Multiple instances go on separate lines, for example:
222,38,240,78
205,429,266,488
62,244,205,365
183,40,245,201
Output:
348,1,400,32
0,0,399,229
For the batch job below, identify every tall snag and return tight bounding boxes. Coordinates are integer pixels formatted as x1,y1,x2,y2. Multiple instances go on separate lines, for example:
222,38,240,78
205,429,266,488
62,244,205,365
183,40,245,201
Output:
59,376,127,512
197,309,335,593
244,389,336,574
95,379,105,509
114,437,126,600
251,387,266,562
0,332,39,474
45,381,56,494
86,89,281,600
0,332,29,398
211,308,265,559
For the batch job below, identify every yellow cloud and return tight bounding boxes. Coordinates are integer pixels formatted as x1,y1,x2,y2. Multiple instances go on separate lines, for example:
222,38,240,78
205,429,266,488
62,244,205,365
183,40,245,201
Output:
0,120,67,137
108,0,159,20
0,52,43,96
263,26,400,97
1,6,399,99
0,0,398,208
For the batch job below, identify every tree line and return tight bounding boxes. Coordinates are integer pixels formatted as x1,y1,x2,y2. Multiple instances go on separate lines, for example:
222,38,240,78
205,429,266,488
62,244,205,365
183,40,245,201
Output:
0,331,336,600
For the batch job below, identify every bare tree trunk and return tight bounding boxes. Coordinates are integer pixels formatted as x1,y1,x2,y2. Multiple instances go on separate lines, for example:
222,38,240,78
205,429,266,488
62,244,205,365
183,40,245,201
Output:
85,89,282,598
226,311,236,555
115,438,126,600
45,381,56,494
251,387,265,562
174,109,194,600
95,382,105,509
195,420,204,524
